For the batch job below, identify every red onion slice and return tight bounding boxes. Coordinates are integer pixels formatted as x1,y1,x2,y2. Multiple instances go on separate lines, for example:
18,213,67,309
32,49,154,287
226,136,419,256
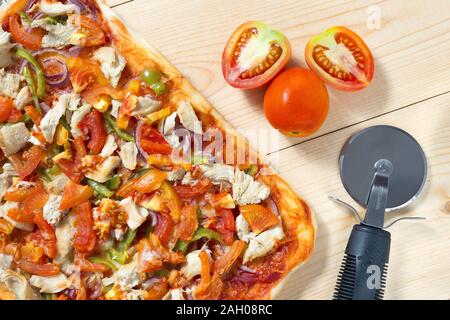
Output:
25,0,38,12
148,210,158,227
41,58,69,87
135,119,149,159
39,102,51,114
68,0,87,12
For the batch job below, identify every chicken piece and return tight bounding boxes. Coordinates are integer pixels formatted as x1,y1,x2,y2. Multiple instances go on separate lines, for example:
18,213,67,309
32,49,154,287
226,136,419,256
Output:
167,167,185,182
93,47,126,88
0,163,18,200
199,164,234,184
0,69,21,98
177,100,202,134
159,112,177,135
84,156,121,183
29,274,69,294
180,249,212,280
115,258,143,291
120,197,149,230
0,30,14,68
40,94,74,143
232,169,270,205
45,173,69,195
39,0,78,16
0,201,34,232
236,214,285,263
0,253,13,271
42,22,77,48
0,270,38,300
99,134,118,158
162,288,187,300
54,214,76,264
0,122,30,156
70,103,91,138
119,142,138,170
43,194,66,226
132,96,161,116
13,86,32,110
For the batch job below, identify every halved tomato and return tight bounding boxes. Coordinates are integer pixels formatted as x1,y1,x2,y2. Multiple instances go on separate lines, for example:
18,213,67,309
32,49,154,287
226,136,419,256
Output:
222,21,291,89
305,26,374,91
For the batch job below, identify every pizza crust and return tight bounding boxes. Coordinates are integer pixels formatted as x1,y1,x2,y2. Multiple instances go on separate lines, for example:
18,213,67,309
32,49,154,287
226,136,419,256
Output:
97,1,316,299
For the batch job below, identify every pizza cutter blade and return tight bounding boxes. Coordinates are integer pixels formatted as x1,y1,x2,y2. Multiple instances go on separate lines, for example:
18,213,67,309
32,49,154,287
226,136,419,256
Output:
333,125,427,300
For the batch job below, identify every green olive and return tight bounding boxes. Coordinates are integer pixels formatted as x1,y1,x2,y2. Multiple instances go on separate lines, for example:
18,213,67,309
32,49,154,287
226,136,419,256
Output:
150,82,167,95
140,68,161,85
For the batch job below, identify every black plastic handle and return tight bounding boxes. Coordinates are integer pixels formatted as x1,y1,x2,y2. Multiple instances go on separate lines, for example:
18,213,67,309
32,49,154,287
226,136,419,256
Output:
333,224,391,300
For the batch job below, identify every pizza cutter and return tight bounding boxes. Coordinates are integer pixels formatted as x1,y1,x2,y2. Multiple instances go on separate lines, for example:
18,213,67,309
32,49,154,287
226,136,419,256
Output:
332,125,427,300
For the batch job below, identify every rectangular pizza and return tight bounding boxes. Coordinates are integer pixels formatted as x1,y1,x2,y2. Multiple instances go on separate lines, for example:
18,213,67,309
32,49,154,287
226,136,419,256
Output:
0,0,315,300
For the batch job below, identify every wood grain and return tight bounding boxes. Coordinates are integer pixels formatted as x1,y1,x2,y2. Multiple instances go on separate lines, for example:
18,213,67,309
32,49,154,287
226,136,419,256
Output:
110,0,450,154
105,0,450,299
105,0,131,7
268,93,450,299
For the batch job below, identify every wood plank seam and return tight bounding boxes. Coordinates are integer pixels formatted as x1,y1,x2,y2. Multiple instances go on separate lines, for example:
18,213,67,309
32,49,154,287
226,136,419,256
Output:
109,0,134,8
267,90,450,156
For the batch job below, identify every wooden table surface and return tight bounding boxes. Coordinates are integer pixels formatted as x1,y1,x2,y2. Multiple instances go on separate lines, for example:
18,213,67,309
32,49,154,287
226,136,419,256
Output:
105,0,450,299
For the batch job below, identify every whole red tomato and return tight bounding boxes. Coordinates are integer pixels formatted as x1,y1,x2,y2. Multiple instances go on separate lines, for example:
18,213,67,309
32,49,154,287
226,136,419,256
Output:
264,67,329,137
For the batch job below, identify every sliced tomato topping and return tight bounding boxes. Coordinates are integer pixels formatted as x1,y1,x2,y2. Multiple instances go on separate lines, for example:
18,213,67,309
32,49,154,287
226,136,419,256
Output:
117,94,137,129
3,183,34,202
138,234,184,273
16,259,60,276
60,181,93,211
305,26,374,91
153,212,174,246
145,279,169,300
7,207,34,224
55,137,86,183
9,13,44,51
7,107,23,123
178,204,198,241
0,96,13,122
213,240,246,276
173,178,211,200
73,201,96,253
23,183,49,215
74,253,108,273
66,57,106,93
24,105,43,126
117,169,167,197
19,242,44,263
0,218,14,235
159,181,181,222
79,109,107,154
141,140,172,156
139,124,171,155
70,15,106,47
9,145,43,179
208,208,235,245
195,250,223,300
29,211,57,259
239,204,279,234
222,21,291,89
